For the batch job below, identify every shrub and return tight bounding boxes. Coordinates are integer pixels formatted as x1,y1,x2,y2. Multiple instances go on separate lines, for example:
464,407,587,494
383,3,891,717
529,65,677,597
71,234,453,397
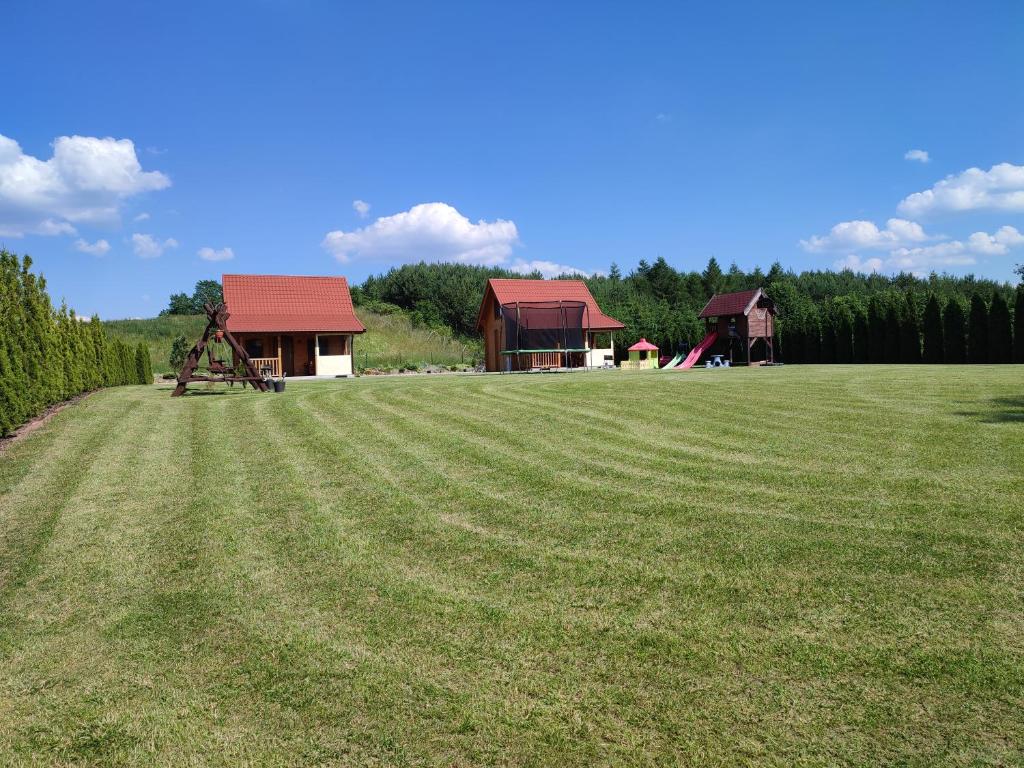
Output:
136,342,154,384
169,334,190,372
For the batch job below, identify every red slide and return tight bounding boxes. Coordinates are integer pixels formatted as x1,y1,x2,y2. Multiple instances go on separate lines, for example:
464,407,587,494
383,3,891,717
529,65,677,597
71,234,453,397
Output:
675,330,718,369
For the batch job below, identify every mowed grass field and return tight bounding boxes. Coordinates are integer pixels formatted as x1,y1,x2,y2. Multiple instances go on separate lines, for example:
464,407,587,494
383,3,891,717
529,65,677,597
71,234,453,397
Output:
0,366,1022,766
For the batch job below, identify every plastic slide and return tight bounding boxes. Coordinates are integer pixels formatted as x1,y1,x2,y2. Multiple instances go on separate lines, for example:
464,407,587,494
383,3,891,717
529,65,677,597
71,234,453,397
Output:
675,331,718,369
660,352,684,369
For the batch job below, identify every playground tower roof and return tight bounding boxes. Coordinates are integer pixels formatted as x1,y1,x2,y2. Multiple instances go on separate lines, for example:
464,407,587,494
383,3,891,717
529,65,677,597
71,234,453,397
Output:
699,288,772,319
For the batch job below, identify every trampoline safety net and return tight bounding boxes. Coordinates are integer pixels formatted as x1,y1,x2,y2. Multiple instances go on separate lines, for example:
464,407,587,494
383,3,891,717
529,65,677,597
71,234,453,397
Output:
500,300,590,354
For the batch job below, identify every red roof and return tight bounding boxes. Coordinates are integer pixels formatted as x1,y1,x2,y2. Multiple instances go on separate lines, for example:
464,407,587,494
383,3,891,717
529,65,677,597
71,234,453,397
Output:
698,288,765,319
222,274,365,333
477,278,625,331
627,337,659,352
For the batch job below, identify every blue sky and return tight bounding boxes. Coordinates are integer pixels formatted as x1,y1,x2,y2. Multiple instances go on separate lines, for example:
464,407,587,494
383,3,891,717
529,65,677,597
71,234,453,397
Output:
2,1,1022,318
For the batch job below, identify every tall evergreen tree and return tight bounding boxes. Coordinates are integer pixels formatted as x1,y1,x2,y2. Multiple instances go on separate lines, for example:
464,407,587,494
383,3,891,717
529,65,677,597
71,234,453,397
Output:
922,294,943,363
701,257,723,297
883,303,901,363
943,299,967,364
1014,285,1024,364
967,294,989,363
852,308,869,363
900,293,922,363
835,311,854,364
805,312,822,363
819,312,836,364
987,291,1012,363
867,295,886,363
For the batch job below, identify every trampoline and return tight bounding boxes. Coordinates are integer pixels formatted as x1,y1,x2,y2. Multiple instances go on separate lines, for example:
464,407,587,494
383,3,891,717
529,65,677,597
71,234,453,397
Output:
499,300,591,371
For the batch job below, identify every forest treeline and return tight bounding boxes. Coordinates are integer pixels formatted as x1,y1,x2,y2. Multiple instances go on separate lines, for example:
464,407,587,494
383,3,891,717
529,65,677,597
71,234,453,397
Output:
0,250,152,437
354,258,1024,363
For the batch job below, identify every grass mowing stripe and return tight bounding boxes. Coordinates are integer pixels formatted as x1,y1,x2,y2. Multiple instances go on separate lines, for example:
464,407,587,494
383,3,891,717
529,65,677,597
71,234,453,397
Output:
0,390,145,607
0,387,178,763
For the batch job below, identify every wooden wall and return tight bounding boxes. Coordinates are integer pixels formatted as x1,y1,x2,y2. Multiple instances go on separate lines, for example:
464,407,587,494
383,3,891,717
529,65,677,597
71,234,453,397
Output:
480,291,503,372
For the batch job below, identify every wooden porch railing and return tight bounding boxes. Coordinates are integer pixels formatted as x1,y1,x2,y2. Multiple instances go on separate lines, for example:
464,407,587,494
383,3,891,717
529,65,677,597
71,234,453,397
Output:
250,357,281,377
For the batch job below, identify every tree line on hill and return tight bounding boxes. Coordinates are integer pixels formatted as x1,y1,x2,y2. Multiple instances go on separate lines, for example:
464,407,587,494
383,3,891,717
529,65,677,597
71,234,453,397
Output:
162,259,1023,364
0,250,153,437
353,259,1023,363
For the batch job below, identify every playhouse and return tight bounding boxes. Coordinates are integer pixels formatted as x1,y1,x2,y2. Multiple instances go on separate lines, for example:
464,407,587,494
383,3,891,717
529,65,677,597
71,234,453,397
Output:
622,338,659,369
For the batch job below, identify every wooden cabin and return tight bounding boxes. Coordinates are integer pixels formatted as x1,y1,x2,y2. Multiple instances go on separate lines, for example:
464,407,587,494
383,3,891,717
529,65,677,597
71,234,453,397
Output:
222,274,365,377
477,279,625,372
698,288,776,365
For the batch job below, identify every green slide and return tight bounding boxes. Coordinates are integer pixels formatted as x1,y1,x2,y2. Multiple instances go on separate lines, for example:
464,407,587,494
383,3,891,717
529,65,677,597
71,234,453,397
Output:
661,352,684,369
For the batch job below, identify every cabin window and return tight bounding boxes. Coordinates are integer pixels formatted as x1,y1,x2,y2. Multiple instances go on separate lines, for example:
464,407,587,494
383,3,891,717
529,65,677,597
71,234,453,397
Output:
318,335,348,356
245,339,263,358
591,332,611,348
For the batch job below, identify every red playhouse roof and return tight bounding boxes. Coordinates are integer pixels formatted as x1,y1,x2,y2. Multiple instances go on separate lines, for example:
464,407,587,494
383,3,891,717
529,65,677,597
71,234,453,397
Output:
698,288,767,319
477,278,625,331
222,274,366,333
627,337,659,352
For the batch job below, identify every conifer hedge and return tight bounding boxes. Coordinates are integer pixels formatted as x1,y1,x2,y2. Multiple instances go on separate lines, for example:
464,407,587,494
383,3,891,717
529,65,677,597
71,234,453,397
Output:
0,250,152,437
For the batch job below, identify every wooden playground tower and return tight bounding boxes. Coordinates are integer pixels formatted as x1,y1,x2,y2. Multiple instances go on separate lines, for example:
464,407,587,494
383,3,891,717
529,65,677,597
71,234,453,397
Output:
698,288,777,365
172,302,269,396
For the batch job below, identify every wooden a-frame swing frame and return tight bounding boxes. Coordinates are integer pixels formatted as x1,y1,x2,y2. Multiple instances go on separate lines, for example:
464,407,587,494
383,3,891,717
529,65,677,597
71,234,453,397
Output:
172,302,269,396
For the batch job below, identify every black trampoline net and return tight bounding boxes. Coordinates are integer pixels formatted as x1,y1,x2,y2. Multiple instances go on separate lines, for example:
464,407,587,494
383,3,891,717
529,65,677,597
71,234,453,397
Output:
500,300,590,352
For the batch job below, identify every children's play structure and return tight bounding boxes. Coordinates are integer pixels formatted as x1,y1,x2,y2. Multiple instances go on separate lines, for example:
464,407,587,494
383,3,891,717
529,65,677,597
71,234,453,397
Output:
671,331,719,369
172,302,268,396
622,338,659,369
664,288,776,369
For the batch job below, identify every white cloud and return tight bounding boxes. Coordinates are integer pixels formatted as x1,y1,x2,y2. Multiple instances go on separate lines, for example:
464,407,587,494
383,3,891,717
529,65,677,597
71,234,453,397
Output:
904,149,930,163
655,113,672,123
0,133,170,236
801,218,931,252
832,225,1024,275
898,162,1024,216
888,241,976,272
352,199,371,218
509,259,592,278
965,225,1024,255
197,246,234,262
134,211,150,222
322,202,519,266
74,238,110,256
834,254,884,273
132,233,178,259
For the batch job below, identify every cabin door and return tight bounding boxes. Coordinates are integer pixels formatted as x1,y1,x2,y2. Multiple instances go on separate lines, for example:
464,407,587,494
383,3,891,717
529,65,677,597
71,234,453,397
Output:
281,335,294,376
